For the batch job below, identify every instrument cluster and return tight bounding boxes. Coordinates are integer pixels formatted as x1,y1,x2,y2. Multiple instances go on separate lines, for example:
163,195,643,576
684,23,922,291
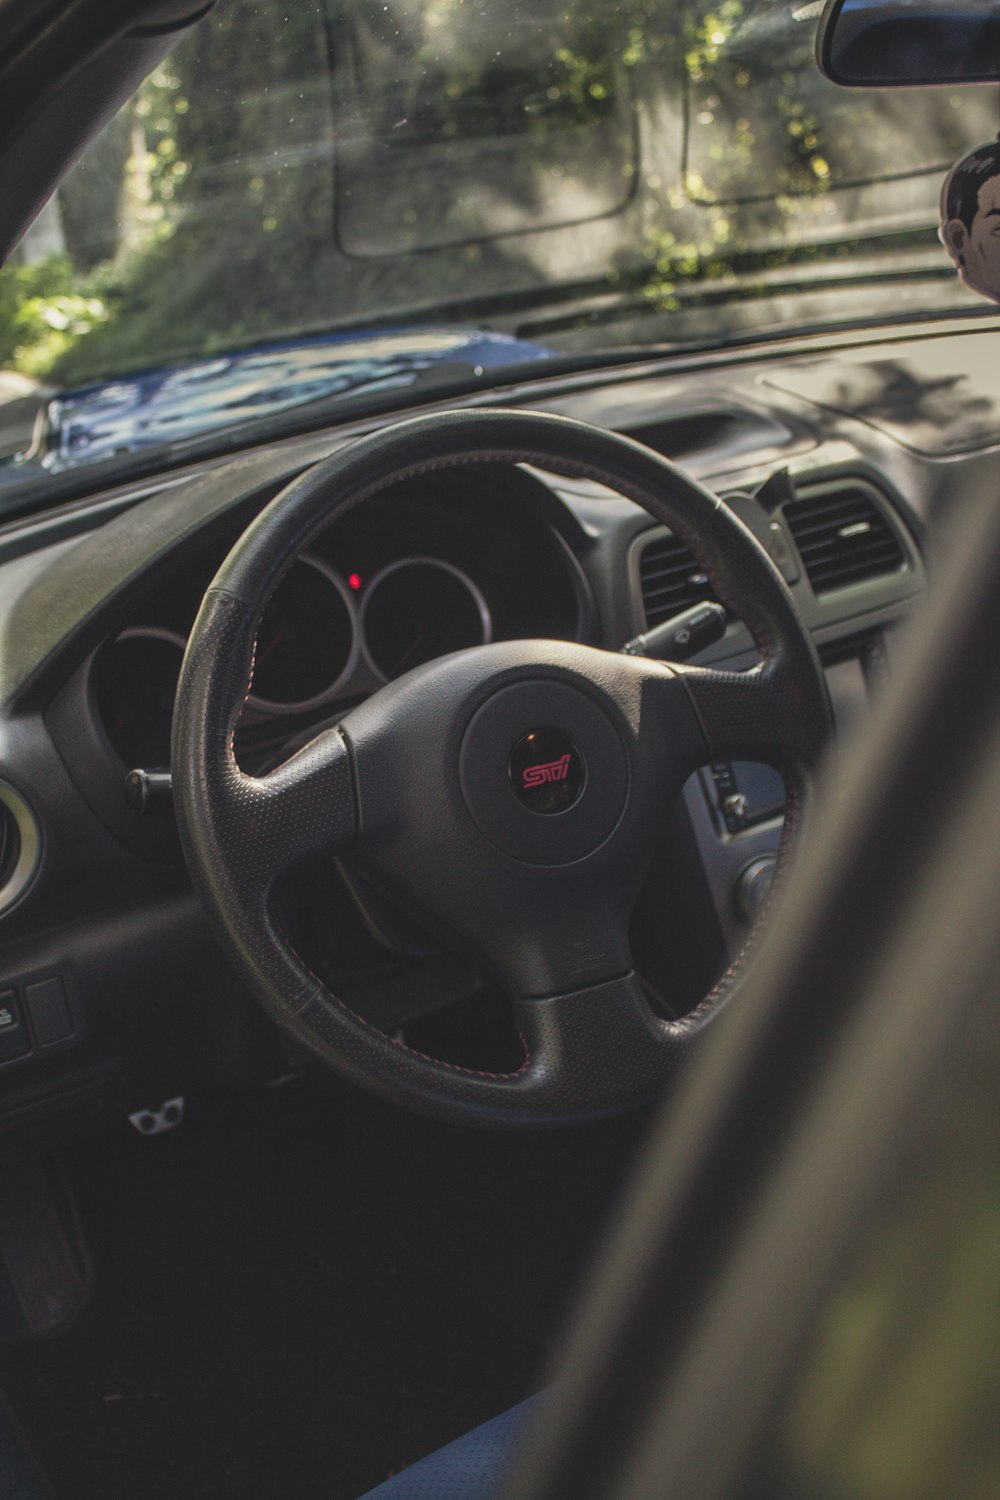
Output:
92,478,589,770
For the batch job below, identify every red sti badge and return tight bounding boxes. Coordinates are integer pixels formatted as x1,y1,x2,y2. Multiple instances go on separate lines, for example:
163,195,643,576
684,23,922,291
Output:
521,753,571,789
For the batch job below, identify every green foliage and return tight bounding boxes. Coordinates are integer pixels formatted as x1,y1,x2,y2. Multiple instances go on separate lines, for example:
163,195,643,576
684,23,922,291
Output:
547,47,617,124
684,1,744,82
0,0,337,384
0,0,982,392
49,171,335,384
0,257,117,377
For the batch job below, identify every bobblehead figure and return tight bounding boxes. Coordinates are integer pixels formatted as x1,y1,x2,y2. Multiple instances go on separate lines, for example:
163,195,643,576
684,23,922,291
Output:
940,140,1000,304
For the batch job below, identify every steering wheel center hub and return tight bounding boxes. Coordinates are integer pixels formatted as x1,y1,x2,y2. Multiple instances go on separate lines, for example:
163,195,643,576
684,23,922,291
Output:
459,678,628,865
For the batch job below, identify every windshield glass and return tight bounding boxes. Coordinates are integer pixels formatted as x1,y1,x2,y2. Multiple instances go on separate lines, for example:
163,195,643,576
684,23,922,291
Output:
0,0,996,504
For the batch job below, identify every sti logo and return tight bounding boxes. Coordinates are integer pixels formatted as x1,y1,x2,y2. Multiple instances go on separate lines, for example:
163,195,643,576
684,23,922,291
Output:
522,754,572,789
509,729,584,813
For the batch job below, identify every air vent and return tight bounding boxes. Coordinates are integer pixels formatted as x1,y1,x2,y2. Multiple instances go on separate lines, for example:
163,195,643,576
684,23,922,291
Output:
0,802,19,890
783,485,906,595
0,781,40,917
639,531,718,627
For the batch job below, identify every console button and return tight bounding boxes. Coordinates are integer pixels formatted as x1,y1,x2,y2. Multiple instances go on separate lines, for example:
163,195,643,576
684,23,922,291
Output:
25,977,74,1045
735,857,778,925
0,990,31,1063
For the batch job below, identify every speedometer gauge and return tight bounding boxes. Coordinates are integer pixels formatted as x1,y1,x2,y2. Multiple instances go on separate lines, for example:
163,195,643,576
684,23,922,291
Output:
360,558,492,681
248,555,358,713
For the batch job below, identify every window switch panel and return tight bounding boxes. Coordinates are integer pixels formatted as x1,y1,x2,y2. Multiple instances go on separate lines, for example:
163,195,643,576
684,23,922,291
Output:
25,978,74,1046
0,990,31,1063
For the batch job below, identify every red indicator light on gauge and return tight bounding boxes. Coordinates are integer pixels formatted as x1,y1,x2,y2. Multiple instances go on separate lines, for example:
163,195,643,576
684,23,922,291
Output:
348,573,363,592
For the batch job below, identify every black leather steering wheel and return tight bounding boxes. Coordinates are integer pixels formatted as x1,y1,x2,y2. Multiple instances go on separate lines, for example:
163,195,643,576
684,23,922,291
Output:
172,409,832,1127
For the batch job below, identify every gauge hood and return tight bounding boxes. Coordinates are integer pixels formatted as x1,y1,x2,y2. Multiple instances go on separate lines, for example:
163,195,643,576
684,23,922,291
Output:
25,326,554,473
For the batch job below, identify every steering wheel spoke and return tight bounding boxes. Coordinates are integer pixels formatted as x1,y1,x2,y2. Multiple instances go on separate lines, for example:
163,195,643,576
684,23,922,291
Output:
480,893,637,1004
511,973,676,1116
674,660,830,775
234,728,358,885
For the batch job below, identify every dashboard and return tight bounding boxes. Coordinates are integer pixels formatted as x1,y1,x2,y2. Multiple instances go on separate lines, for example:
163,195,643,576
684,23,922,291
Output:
1,313,996,1131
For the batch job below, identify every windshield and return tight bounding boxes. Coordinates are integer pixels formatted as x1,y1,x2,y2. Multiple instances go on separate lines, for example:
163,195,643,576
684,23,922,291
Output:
0,0,996,505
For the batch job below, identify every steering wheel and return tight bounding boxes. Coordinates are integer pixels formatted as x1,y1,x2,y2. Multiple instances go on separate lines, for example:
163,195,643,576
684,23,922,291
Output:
172,409,832,1127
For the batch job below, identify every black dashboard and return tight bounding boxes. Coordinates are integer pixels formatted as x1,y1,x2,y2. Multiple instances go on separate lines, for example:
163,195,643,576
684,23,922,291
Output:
2,313,996,1131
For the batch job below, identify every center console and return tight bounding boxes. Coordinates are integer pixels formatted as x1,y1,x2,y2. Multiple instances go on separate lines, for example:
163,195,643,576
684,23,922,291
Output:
686,627,896,954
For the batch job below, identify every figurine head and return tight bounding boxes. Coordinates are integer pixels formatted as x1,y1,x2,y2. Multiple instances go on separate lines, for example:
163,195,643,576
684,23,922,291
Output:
941,140,1000,303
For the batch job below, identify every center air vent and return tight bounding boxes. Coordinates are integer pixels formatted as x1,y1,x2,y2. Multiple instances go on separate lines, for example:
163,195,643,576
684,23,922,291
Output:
783,483,906,596
638,531,718,627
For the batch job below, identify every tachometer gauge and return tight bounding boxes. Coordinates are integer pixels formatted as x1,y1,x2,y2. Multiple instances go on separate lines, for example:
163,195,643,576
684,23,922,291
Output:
248,555,358,713
360,557,492,681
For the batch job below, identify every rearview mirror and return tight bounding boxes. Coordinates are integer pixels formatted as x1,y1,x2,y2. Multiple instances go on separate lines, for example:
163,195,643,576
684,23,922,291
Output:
817,0,1000,86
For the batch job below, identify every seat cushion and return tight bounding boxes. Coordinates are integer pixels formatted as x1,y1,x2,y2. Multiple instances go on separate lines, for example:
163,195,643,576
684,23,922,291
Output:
356,1394,539,1499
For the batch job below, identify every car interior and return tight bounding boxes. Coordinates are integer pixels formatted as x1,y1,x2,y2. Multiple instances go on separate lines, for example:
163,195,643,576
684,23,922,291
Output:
0,1,997,1496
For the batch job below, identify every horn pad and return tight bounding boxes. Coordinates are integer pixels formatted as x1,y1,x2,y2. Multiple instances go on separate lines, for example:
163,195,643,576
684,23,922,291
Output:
458,680,629,866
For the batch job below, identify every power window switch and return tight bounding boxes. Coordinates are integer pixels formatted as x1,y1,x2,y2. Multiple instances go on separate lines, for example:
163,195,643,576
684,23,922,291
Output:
25,977,74,1046
0,990,31,1063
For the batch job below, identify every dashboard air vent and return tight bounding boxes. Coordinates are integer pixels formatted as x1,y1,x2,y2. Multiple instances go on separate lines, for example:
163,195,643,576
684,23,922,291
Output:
783,484,905,595
0,780,39,917
0,801,19,891
639,531,718,627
